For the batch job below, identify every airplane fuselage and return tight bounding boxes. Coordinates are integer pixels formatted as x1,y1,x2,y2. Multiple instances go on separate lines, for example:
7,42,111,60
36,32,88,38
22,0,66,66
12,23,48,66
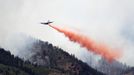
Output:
41,22,53,25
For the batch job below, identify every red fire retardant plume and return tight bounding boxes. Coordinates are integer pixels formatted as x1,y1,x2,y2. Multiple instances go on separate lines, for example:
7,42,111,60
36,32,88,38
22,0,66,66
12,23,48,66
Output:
49,24,122,62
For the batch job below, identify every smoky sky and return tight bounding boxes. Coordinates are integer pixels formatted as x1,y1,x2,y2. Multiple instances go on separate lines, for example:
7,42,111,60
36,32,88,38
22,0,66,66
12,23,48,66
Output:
0,0,134,66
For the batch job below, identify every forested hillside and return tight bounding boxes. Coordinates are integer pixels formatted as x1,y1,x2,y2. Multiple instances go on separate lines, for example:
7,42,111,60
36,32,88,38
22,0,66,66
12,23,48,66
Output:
0,40,104,75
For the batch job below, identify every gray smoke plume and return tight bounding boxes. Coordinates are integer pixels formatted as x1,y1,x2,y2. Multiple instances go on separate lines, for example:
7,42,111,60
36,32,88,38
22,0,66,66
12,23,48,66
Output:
0,0,134,66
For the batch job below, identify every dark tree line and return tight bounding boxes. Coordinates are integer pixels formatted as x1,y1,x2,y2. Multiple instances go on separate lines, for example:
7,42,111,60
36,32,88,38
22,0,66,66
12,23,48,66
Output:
0,39,105,75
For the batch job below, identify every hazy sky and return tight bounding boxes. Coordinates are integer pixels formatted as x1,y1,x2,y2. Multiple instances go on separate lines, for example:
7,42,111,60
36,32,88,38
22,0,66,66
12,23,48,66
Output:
0,0,134,66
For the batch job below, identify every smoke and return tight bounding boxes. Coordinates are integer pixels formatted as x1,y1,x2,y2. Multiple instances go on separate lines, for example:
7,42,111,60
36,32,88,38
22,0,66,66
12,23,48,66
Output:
0,0,134,66
49,24,122,62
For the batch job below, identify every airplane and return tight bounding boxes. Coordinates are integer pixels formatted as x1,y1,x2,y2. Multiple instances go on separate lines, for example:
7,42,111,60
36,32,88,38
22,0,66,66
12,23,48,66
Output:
40,20,53,25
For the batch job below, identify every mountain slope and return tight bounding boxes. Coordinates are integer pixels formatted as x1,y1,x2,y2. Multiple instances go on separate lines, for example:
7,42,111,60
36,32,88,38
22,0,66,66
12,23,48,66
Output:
0,40,104,75
29,40,105,75
97,58,129,75
123,67,134,75
0,48,56,75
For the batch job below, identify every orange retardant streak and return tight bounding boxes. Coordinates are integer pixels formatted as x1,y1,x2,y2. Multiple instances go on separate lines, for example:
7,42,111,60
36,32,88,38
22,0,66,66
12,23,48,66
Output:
49,24,122,62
